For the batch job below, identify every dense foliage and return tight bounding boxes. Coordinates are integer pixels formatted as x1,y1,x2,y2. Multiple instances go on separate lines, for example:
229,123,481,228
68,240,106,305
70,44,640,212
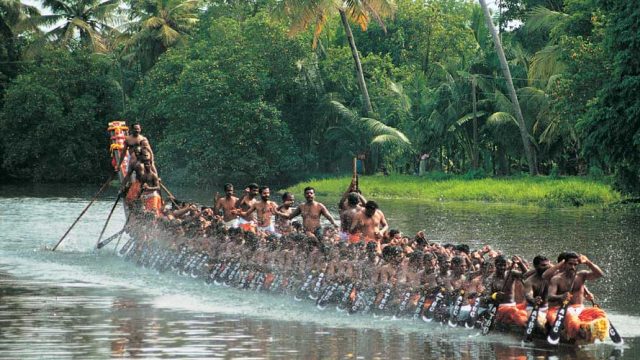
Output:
0,0,638,193
0,49,121,181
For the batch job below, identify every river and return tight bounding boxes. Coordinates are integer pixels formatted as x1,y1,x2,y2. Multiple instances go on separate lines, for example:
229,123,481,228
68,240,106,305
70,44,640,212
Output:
1,184,639,359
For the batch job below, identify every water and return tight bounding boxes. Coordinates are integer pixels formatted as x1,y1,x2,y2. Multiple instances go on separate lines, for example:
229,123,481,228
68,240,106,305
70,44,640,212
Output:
1,185,639,359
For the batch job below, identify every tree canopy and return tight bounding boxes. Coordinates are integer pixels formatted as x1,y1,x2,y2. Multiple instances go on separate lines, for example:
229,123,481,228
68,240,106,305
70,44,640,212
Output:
0,0,639,193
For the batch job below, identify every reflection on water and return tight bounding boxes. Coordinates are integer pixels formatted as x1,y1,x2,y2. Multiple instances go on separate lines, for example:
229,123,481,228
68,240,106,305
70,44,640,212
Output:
1,187,639,359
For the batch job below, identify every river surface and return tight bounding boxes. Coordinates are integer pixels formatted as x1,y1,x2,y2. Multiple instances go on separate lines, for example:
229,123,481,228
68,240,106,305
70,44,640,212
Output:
1,184,639,359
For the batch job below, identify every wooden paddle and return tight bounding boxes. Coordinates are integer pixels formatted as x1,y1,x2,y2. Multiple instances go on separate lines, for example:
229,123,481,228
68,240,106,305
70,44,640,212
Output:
547,274,577,345
95,191,123,249
523,279,547,342
52,173,115,251
589,299,624,344
482,261,517,335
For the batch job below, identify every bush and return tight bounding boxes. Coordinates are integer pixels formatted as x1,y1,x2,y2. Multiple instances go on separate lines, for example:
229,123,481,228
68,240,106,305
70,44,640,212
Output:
0,49,121,182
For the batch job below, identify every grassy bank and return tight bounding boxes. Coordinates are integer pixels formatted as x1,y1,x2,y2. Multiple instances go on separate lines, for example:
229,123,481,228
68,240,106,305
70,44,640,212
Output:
283,174,621,207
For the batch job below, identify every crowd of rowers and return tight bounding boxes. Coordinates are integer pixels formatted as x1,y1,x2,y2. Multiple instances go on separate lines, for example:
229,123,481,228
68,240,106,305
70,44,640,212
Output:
118,125,610,343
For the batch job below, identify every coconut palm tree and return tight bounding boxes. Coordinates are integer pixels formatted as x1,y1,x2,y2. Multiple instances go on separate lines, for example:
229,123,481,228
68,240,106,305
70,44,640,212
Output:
282,0,396,117
0,0,41,85
478,0,537,175
119,0,200,73
40,0,119,53
325,99,410,173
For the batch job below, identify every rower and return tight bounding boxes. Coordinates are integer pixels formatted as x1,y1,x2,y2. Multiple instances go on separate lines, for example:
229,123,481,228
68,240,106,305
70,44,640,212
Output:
488,255,528,328
546,252,608,341
139,160,162,217
523,255,552,330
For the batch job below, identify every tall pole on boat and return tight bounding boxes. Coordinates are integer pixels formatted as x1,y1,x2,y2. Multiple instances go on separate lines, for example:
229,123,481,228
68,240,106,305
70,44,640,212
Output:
353,156,359,192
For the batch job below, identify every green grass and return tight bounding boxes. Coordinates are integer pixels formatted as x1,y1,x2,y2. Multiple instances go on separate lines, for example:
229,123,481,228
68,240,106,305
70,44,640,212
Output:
282,174,621,207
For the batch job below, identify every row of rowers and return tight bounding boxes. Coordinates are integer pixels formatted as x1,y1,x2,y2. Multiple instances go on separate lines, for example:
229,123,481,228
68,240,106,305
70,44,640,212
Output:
136,200,606,342
211,181,388,244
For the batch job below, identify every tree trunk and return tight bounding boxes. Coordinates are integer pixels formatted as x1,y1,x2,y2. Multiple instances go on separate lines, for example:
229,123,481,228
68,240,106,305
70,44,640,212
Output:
472,77,479,169
339,9,373,117
478,0,538,175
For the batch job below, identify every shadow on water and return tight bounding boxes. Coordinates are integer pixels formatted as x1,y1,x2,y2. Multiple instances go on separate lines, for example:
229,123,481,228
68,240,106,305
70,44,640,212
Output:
1,186,640,359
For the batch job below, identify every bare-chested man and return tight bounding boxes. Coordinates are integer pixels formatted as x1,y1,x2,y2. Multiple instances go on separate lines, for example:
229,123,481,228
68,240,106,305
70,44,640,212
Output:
276,192,295,234
139,161,162,216
124,124,157,175
215,183,239,227
235,183,259,231
443,256,468,292
350,200,388,244
524,255,551,307
521,255,551,330
237,186,284,235
546,252,607,340
286,187,338,238
487,255,528,327
340,192,364,243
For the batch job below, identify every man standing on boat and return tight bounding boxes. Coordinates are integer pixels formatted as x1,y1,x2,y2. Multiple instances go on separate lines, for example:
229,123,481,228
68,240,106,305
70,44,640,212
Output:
236,186,284,235
286,187,338,238
546,252,608,341
275,192,295,234
215,183,239,228
235,183,259,232
124,123,157,175
340,192,365,243
350,200,388,244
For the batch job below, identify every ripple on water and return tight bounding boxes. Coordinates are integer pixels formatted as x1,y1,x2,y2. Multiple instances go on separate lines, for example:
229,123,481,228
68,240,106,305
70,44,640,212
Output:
1,195,640,359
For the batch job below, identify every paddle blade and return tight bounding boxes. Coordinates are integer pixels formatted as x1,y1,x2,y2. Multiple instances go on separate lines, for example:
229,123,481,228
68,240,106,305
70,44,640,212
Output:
609,322,624,345
547,333,561,345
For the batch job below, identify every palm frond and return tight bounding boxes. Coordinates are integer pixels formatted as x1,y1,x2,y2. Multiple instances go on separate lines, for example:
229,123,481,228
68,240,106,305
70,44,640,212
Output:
330,100,359,122
371,133,411,148
486,111,518,128
529,45,566,83
159,24,180,46
525,6,567,35
493,90,514,114
361,117,410,144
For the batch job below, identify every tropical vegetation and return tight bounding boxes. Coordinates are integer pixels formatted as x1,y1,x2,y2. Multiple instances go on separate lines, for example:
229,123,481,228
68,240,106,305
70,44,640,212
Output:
284,174,621,207
0,0,638,195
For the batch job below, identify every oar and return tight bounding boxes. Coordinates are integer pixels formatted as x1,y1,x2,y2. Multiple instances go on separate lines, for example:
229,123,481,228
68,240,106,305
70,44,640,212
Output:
448,289,466,327
52,173,115,251
95,192,123,249
523,304,540,342
589,300,624,345
547,275,577,345
482,261,517,335
159,182,180,208
97,229,125,249
523,279,547,342
423,287,446,322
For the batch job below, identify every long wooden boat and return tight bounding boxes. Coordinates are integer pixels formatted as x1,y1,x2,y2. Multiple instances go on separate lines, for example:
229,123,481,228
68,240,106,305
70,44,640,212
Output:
104,121,621,347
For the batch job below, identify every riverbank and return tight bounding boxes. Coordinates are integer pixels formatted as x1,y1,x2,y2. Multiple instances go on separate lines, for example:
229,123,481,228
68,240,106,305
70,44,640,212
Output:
283,174,621,207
